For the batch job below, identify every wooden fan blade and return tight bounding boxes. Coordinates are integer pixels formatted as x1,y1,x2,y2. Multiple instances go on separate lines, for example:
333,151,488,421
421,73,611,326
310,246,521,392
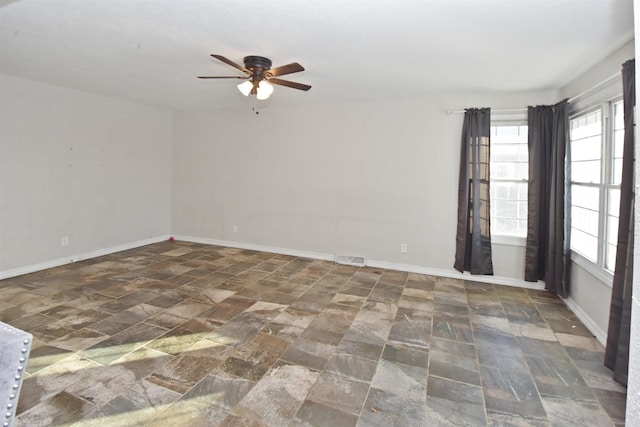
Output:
269,78,311,91
211,54,250,75
267,62,305,77
198,76,249,79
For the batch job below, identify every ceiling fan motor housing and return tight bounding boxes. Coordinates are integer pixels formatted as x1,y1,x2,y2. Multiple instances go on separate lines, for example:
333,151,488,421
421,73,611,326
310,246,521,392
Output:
244,56,272,78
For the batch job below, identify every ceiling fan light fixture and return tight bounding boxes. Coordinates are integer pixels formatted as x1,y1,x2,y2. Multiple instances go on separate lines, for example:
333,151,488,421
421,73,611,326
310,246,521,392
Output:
237,80,253,96
256,80,274,100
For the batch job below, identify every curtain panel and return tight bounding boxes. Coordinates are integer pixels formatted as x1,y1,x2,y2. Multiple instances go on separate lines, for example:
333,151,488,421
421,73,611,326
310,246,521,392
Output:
454,108,494,275
524,100,570,296
605,58,635,385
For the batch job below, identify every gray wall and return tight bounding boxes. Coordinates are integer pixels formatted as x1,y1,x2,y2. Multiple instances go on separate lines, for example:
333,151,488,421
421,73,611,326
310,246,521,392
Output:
0,75,173,274
171,91,556,282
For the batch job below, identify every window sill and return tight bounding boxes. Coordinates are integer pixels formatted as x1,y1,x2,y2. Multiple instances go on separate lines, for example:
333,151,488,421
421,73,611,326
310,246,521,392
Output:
570,251,614,288
492,235,526,246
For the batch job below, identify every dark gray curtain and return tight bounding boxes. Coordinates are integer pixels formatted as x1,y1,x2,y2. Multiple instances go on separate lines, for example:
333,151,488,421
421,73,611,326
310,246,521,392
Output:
605,58,635,386
524,100,570,296
454,108,493,275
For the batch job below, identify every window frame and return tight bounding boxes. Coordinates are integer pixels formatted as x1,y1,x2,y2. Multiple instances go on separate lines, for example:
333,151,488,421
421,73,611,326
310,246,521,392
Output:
489,116,529,246
568,96,623,285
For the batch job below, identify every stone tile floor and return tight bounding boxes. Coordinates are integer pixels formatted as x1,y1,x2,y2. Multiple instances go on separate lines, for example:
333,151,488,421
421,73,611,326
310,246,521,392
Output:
0,241,626,426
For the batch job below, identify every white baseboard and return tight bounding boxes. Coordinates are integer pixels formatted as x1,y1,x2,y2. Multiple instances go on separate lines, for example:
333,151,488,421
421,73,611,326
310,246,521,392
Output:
366,259,545,290
0,235,171,280
563,296,607,346
175,235,544,291
173,235,336,262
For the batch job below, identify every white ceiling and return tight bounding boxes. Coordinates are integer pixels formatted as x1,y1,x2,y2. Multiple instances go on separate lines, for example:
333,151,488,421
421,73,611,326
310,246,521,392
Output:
0,0,634,111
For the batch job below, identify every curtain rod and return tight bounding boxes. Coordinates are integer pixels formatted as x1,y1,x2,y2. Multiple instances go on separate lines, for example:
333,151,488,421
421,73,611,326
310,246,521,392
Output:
446,71,621,115
446,108,525,115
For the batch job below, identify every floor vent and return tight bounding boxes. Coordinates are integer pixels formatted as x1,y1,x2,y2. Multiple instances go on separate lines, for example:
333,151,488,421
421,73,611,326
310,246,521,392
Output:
335,255,366,267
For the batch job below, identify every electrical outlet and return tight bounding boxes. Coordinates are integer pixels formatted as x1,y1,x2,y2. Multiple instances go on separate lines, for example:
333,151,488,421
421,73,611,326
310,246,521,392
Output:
400,243,407,254
232,225,238,233
61,236,69,247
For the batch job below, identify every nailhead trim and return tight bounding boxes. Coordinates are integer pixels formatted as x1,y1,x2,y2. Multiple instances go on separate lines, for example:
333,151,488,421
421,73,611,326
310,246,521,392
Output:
0,323,32,427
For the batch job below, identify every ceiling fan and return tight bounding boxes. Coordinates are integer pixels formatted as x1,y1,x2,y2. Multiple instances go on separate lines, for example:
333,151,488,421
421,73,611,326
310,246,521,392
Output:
198,55,311,100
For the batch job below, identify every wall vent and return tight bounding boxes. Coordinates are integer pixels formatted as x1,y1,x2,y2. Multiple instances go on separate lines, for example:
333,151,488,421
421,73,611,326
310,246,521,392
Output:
335,254,366,267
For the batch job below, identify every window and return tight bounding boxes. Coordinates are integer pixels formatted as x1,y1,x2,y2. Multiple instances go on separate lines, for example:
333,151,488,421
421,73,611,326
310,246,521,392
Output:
489,123,528,237
606,101,625,270
569,100,622,273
